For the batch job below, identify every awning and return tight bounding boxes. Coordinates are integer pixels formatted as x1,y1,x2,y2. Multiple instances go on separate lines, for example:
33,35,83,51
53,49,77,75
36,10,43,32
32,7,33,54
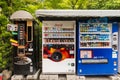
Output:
36,10,120,18
10,10,34,21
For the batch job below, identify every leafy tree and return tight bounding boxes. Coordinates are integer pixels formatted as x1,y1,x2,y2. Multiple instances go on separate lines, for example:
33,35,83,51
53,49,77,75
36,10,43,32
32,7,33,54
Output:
0,12,12,72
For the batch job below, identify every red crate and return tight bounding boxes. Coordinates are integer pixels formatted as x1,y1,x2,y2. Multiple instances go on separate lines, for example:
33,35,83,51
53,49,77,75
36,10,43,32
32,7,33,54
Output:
0,74,2,80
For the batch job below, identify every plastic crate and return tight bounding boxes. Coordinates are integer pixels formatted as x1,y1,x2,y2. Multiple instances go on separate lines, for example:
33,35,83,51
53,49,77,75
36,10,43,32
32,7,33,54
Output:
0,74,2,80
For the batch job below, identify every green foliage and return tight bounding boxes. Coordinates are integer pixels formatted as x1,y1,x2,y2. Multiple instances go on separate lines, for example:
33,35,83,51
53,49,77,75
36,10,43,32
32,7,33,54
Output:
0,13,12,72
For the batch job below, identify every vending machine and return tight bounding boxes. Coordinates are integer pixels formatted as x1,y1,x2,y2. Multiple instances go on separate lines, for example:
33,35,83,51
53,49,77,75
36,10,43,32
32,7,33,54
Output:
42,21,76,74
8,21,40,75
76,18,118,75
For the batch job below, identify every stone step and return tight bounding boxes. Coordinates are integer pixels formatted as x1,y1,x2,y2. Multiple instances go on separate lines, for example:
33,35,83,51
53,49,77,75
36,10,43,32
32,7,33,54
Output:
26,69,40,80
11,75,25,80
11,71,120,80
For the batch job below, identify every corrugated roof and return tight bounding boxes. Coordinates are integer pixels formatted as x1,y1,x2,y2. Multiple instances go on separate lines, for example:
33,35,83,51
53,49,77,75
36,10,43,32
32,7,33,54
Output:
36,10,120,17
10,10,34,21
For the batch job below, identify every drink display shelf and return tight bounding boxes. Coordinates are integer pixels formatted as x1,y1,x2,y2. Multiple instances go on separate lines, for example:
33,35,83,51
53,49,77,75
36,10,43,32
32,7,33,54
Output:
79,23,111,33
43,42,74,44
80,40,111,42
80,23,108,24
43,36,74,38
43,31,74,33
80,41,111,48
80,47,111,48
80,32,111,34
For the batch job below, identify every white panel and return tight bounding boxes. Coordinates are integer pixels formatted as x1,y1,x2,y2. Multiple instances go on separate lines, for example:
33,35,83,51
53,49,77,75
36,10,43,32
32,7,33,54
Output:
43,21,75,28
42,59,75,74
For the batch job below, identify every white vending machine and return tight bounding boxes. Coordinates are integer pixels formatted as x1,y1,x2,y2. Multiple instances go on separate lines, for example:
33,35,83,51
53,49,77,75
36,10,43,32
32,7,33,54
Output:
42,21,76,74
